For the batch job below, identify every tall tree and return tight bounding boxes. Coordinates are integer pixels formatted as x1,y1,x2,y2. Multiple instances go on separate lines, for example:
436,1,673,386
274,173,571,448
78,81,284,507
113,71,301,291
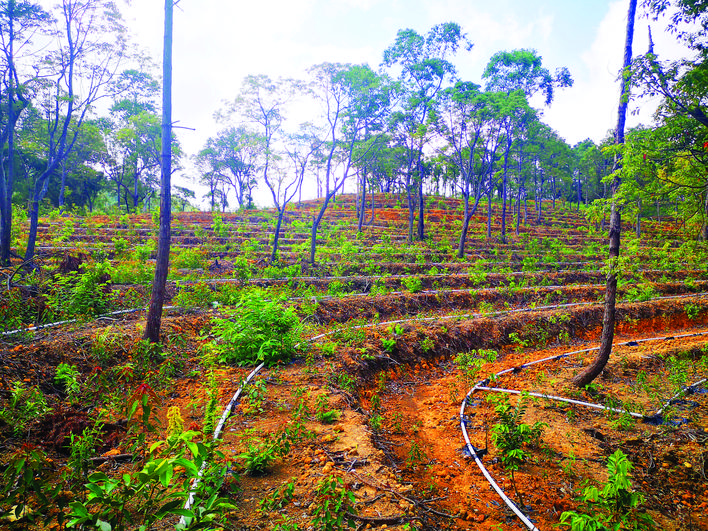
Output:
195,126,259,210
219,74,303,261
24,0,127,263
572,0,638,388
0,0,50,264
144,0,174,344
307,62,390,265
382,22,470,242
482,49,572,240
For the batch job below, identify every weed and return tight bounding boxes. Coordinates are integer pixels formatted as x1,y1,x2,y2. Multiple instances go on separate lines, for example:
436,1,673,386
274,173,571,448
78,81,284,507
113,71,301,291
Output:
260,478,297,512
239,431,291,475
406,440,429,470
312,475,356,531
685,303,701,320
419,337,434,353
370,414,383,432
403,276,423,293
209,289,300,366
559,450,656,530
315,394,341,424
0,382,52,437
389,412,404,434
55,362,81,402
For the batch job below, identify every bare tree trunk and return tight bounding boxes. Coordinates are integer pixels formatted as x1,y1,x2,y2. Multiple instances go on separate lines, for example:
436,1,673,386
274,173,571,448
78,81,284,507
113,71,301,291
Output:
572,0,636,387
486,189,492,240
144,0,173,344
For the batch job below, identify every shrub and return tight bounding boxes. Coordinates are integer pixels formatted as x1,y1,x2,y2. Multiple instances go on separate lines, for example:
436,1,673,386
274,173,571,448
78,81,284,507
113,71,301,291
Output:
45,260,115,320
559,450,656,530
209,290,299,366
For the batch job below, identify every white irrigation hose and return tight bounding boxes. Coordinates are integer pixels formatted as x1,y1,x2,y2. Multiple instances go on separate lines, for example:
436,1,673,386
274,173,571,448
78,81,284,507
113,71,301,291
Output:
459,398,540,531
652,377,708,419
0,306,179,338
460,330,708,530
179,362,265,527
475,386,645,418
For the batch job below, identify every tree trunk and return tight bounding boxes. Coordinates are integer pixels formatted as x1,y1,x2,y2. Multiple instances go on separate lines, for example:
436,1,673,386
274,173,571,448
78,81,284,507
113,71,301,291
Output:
417,179,425,241
486,189,492,240
500,156,509,243
357,172,366,233
572,0,636,388
271,208,285,263
144,0,173,344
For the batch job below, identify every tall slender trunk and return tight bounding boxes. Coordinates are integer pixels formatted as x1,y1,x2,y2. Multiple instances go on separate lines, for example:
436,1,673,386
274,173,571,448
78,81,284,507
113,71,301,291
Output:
572,0,636,387
500,144,510,243
417,179,425,241
144,0,173,343
486,188,492,240
270,208,285,263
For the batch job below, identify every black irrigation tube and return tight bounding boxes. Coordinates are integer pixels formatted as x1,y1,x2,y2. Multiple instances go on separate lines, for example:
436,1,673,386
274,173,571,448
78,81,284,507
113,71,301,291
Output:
459,330,708,530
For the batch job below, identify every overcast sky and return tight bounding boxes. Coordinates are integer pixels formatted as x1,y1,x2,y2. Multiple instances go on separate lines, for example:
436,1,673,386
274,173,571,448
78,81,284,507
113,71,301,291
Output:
118,0,691,203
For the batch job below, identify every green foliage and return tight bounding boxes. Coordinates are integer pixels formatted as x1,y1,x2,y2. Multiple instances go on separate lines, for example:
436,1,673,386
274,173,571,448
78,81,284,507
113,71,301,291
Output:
488,392,546,472
243,379,268,416
260,478,297,512
0,382,52,437
45,261,115,320
402,276,423,293
685,302,701,320
67,431,234,530
209,290,300,366
55,362,81,402
66,420,104,491
455,349,497,387
315,394,341,424
559,450,656,530
172,247,207,270
312,475,356,531
0,444,58,526
406,440,429,470
238,431,291,475
174,281,216,308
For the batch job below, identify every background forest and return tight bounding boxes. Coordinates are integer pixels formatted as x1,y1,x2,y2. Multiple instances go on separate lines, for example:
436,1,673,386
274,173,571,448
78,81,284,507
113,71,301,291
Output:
1,0,707,268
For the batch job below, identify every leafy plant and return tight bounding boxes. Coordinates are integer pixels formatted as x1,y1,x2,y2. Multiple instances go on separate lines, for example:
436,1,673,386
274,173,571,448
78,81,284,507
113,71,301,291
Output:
0,382,52,436
45,260,115,320
209,289,300,366
559,450,656,530
488,392,546,504
406,440,429,470
315,394,341,424
403,276,423,293
55,362,81,402
312,475,356,531
0,443,58,525
238,431,291,475
67,431,234,530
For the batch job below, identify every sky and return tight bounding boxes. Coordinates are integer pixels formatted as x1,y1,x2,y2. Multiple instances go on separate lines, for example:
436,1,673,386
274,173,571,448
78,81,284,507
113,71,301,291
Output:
119,0,693,203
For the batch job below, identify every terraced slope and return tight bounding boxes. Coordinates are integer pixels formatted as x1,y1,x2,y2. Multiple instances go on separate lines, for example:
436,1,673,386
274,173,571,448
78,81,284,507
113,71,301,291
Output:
1,195,707,530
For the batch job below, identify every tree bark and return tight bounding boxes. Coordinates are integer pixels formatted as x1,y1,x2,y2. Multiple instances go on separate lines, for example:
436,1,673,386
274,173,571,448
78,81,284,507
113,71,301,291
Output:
572,0,636,388
144,0,173,343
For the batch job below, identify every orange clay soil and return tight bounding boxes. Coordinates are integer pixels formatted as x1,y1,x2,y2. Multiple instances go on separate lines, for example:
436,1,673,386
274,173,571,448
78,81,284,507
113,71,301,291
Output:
2,293,708,530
